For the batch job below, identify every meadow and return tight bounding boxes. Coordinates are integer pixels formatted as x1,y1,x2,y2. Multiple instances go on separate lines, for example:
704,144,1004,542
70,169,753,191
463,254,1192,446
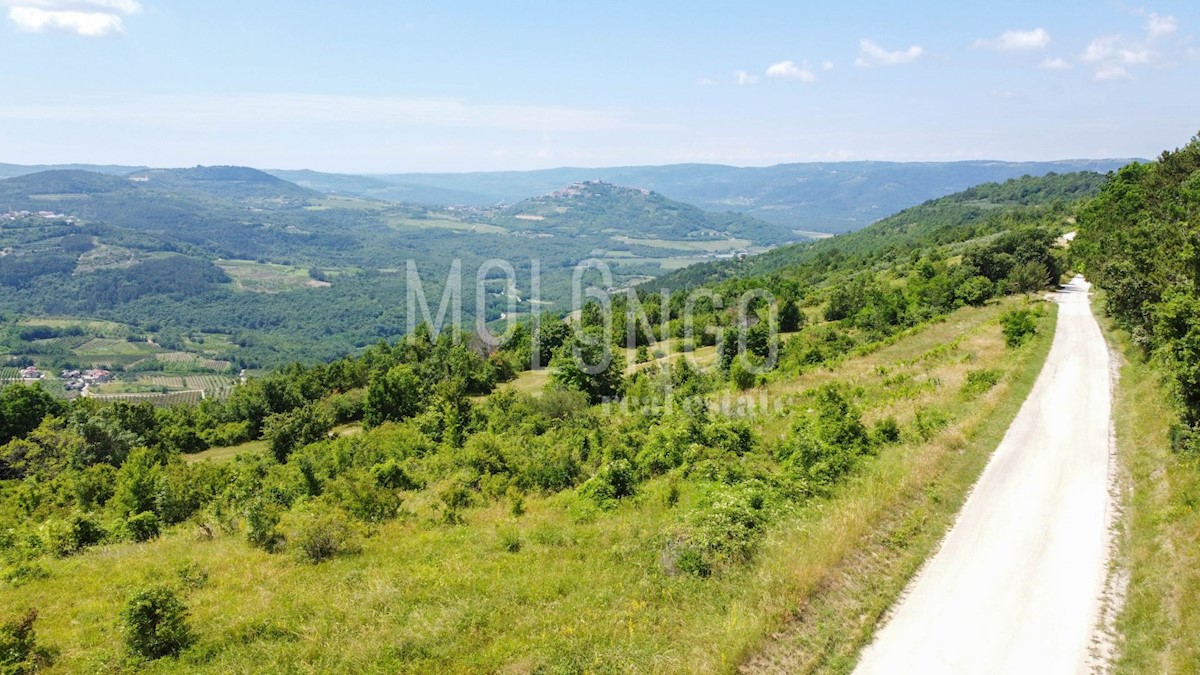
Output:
0,296,1057,673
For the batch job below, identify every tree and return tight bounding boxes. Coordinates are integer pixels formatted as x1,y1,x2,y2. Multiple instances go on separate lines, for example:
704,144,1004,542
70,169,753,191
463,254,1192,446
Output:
548,333,625,404
363,364,423,429
957,275,995,307
262,403,333,462
0,384,64,445
779,298,805,333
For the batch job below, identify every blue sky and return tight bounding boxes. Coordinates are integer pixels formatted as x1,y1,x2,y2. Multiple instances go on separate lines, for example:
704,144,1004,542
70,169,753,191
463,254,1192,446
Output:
0,0,1196,172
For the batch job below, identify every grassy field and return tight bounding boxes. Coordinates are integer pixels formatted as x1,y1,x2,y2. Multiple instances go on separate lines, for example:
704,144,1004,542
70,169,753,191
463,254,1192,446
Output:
217,260,332,293
0,297,1058,673
386,215,508,235
611,236,755,252
17,317,129,332
1095,296,1200,673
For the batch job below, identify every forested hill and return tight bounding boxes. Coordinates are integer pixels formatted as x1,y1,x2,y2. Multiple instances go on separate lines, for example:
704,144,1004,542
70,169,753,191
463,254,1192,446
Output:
651,171,1110,291
343,159,1132,232
124,166,316,200
491,180,796,244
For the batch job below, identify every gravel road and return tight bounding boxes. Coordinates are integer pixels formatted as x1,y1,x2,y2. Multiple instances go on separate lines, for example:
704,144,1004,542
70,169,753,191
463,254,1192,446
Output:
854,276,1114,674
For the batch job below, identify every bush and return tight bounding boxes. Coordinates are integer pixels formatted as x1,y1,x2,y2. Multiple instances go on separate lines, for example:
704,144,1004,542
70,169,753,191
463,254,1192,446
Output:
579,460,636,508
286,507,359,564
664,486,766,576
121,586,192,660
322,469,401,523
244,499,284,552
125,511,160,543
730,357,757,391
872,416,902,445
42,513,106,558
961,368,1003,398
0,609,53,674
1000,307,1038,347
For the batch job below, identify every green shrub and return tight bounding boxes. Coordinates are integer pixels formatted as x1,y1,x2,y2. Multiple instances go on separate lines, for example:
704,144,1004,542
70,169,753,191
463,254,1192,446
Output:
371,459,419,491
872,416,902,445
244,499,284,552
506,486,526,517
125,511,160,543
664,486,766,576
2,562,48,588
1000,307,1038,347
286,507,359,564
579,460,636,508
174,562,208,590
913,406,950,441
730,357,757,391
121,586,192,660
961,368,1003,398
322,469,401,523
0,608,53,674
42,513,105,558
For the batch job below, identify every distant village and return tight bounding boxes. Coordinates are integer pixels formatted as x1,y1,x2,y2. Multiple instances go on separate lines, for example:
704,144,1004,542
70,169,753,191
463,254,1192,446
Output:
0,209,77,223
16,366,111,392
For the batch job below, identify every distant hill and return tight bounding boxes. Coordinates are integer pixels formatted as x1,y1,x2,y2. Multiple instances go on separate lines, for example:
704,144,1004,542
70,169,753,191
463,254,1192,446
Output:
488,180,795,244
0,162,147,180
269,169,499,206
651,171,1108,290
126,166,316,200
364,159,1135,233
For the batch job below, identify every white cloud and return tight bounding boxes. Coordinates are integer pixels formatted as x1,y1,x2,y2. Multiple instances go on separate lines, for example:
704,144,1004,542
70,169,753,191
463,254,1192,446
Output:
855,39,924,67
733,70,759,86
1094,63,1131,81
1146,12,1178,40
822,60,834,71
1039,57,1072,70
765,60,816,82
1,0,140,37
974,28,1051,51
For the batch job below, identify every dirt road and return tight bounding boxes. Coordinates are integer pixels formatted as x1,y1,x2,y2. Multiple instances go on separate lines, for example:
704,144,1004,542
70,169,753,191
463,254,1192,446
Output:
854,276,1114,674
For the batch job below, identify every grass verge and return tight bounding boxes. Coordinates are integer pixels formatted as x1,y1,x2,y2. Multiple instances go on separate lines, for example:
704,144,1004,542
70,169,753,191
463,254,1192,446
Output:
1095,296,1200,673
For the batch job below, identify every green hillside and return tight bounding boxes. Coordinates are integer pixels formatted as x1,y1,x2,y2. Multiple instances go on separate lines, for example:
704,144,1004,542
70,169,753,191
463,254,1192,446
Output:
0,168,1094,672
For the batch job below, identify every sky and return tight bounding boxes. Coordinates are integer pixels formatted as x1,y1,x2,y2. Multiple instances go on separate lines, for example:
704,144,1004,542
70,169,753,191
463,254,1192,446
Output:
0,0,1197,173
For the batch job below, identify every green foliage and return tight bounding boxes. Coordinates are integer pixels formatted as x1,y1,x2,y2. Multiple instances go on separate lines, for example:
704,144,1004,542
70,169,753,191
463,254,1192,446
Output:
548,334,625,404
579,460,636,508
41,513,105,558
779,385,873,490
263,403,333,462
779,297,804,333
244,498,284,552
120,586,192,660
729,357,758,391
961,369,1003,398
124,511,160,543
957,275,995,307
364,365,423,429
665,485,767,577
0,608,53,674
1000,308,1039,348
1075,136,1200,432
0,385,64,448
285,506,360,564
